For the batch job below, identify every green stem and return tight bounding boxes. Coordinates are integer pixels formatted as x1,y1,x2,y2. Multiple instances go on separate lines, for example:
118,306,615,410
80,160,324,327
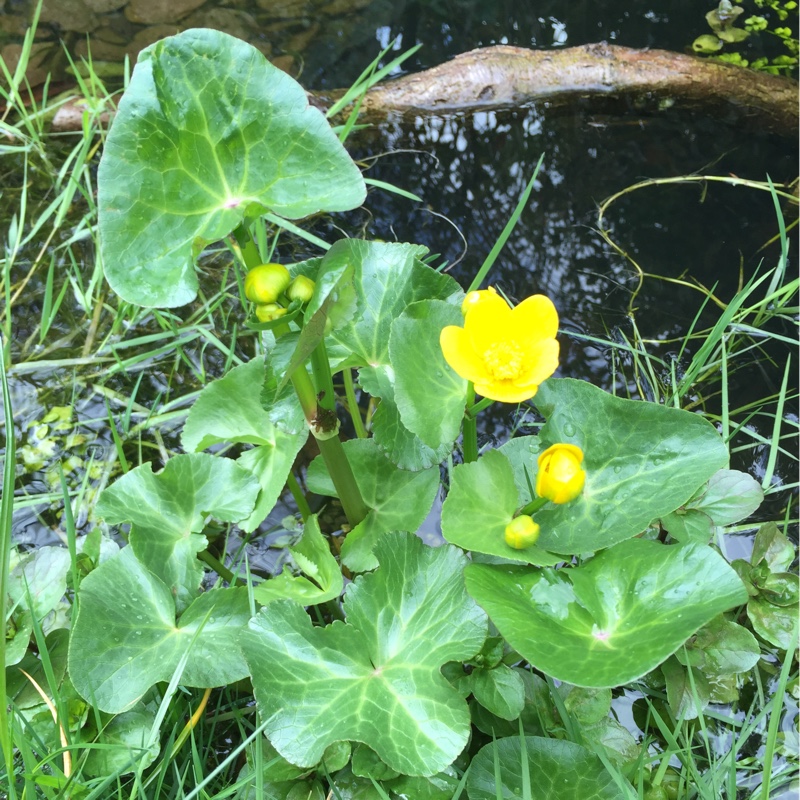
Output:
467,396,494,418
316,435,369,527
516,496,549,517
462,382,478,463
286,471,311,521
198,550,244,586
233,222,262,270
343,368,367,439
310,339,336,411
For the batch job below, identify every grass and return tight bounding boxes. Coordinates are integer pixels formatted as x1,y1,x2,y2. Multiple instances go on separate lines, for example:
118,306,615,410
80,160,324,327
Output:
0,13,797,800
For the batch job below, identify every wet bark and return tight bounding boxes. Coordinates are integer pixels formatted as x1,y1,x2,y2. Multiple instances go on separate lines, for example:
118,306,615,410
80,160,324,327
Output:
52,43,798,135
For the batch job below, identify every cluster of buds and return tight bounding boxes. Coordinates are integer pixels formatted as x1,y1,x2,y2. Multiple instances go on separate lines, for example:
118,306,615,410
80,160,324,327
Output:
244,263,316,322
504,442,586,550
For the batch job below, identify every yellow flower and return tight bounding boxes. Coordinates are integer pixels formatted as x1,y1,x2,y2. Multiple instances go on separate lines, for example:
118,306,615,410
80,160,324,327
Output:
536,443,585,504
245,263,290,305
440,289,559,403
504,515,541,549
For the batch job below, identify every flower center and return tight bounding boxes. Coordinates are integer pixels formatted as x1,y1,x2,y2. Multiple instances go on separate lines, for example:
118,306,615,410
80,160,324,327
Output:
483,341,525,381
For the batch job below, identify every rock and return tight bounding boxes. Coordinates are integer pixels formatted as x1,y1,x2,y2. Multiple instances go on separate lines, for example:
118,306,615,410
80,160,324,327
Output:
0,14,30,37
82,0,128,11
40,0,99,32
74,37,128,62
285,21,320,53
270,54,296,75
183,8,259,44
125,0,207,25
0,42,53,88
254,0,312,19
126,25,184,59
320,0,373,14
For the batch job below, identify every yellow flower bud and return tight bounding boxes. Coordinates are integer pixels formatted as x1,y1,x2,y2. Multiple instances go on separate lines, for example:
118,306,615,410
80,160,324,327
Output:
245,263,291,304
504,515,541,549
461,286,498,317
536,443,586,504
287,274,316,304
255,303,288,323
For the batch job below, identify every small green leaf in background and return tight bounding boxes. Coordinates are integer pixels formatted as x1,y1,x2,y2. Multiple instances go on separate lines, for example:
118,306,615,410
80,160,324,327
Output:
441,449,563,566
359,365,452,471
465,539,748,688
96,453,260,610
679,615,761,676
98,28,365,307
385,769,461,799
467,663,526,720
660,469,763,543
306,439,440,572
84,704,160,776
69,548,251,713
752,521,796,572
240,533,487,776
351,744,400,781
661,656,710,720
531,378,730,554
390,299,466,450
182,358,307,532
748,595,798,650
253,515,343,605
467,736,631,799
325,241,461,370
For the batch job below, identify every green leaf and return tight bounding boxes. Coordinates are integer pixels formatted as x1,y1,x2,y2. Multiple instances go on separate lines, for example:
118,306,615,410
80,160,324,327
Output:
469,669,554,738
96,453,260,611
662,657,710,720
531,378,729,554
182,358,307,532
359,365,451,471
351,744,399,781
390,300,466,450
498,435,542,503
84,705,160,776
559,685,612,725
661,469,764,543
752,522,796,572
69,548,250,712
748,596,798,650
98,29,365,307
467,736,631,799
685,616,761,676
464,539,748,688
326,241,461,369
253,515,343,606
385,769,460,799
468,663,526,721
441,450,563,566
306,439,439,572
240,533,487,776
8,546,71,621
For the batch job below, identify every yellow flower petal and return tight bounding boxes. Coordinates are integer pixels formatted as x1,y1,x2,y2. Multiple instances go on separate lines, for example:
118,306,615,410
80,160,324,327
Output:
440,325,490,384
517,338,560,387
508,294,559,343
473,378,539,404
464,292,514,353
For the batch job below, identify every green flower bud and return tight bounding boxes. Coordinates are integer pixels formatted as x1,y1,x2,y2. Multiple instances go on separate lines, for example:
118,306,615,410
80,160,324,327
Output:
245,263,291,304
536,443,586,504
504,515,540,549
287,274,316,304
255,303,288,323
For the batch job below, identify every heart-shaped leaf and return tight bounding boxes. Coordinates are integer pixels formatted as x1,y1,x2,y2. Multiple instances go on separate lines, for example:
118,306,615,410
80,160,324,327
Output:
69,548,250,712
96,453,260,611
306,439,439,572
465,539,748,688
98,29,365,307
182,358,307,532
529,378,729,553
240,532,487,776
467,736,631,799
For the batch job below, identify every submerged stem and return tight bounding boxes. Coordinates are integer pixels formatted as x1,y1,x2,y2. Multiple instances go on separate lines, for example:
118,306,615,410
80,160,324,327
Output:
462,382,478,463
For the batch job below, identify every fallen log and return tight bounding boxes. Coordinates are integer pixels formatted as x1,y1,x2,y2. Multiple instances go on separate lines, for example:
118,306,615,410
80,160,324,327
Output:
51,43,798,135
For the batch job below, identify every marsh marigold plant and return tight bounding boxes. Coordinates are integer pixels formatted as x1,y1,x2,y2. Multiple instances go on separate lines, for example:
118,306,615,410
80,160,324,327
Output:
440,288,560,403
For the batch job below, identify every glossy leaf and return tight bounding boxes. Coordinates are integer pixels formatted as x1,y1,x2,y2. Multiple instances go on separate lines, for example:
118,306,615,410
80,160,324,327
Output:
441,449,563,566
98,29,365,307
84,705,160,776
240,533,487,776
390,299,466,450
325,241,461,370
467,736,630,799
748,597,798,650
253,515,343,605
530,378,729,553
96,453,260,611
662,657,710,720
465,539,747,688
306,439,439,572
468,663,526,721
752,522,796,572
182,357,307,531
69,548,250,712
683,616,761,676
359,365,451,471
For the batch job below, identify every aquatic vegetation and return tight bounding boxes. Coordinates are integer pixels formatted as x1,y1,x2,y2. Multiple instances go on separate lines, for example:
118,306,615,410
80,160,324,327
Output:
0,24,796,800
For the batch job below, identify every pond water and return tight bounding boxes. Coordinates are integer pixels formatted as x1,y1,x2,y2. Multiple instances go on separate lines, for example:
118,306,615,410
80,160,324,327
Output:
1,1,797,792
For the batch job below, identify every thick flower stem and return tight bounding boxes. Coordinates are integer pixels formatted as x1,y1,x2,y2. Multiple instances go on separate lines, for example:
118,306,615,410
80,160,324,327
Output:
462,383,479,463
517,496,549,517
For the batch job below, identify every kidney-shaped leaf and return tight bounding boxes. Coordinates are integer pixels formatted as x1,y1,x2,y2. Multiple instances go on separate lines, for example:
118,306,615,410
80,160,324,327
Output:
467,736,630,800
530,379,729,553
465,539,747,688
98,28,365,307
96,453,260,611
69,548,250,713
240,532,487,776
